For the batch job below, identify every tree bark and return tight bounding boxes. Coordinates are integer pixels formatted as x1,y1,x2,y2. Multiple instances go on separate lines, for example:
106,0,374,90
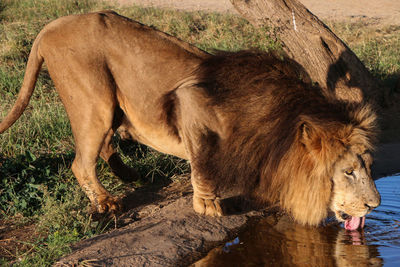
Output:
230,0,381,104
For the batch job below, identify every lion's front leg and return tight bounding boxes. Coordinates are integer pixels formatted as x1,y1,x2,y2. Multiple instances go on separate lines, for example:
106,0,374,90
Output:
191,170,223,217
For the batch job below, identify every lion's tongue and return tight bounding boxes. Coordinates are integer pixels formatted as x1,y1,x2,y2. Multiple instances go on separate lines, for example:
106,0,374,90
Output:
344,216,366,231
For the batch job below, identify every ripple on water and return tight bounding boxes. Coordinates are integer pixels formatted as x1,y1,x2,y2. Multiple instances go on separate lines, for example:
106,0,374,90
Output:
366,175,400,265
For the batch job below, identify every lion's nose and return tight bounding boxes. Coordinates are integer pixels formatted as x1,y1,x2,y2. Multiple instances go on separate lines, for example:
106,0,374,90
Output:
365,203,377,212
365,197,380,211
365,188,381,212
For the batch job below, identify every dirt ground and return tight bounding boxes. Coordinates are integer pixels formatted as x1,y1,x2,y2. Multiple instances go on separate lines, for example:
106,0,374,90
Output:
115,0,400,26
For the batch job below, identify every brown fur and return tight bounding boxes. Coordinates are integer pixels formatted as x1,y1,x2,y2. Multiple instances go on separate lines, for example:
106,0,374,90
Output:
0,11,380,225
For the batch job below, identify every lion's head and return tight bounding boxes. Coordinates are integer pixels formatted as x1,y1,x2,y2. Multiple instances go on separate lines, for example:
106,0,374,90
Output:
330,151,380,230
271,103,380,228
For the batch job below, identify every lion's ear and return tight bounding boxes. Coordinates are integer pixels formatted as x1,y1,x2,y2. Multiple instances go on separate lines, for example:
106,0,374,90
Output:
301,122,311,141
299,118,322,152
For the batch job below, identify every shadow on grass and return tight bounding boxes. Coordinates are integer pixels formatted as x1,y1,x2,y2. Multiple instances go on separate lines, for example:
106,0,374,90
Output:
0,2,6,22
116,140,189,212
381,72,400,103
0,151,75,217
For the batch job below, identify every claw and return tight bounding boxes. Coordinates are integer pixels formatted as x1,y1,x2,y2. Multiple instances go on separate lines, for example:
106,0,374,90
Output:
93,195,123,214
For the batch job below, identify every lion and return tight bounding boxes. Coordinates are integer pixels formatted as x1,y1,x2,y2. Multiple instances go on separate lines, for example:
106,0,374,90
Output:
0,11,380,228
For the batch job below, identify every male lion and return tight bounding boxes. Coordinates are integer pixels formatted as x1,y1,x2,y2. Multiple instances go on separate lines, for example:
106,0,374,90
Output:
0,11,380,229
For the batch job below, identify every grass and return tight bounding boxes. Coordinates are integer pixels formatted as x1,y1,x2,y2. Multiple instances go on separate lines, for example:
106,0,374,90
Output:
0,0,399,265
327,21,400,92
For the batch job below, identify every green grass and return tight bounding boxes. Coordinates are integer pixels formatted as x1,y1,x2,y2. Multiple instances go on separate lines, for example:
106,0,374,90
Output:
327,22,400,92
0,0,399,265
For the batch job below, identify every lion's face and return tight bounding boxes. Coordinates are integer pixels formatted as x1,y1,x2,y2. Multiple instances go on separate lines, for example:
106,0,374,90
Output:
330,151,380,229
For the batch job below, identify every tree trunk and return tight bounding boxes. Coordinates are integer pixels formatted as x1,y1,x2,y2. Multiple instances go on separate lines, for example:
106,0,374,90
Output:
230,0,381,104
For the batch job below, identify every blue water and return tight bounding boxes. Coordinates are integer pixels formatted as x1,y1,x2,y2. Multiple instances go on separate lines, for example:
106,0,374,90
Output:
367,175,400,266
195,175,400,267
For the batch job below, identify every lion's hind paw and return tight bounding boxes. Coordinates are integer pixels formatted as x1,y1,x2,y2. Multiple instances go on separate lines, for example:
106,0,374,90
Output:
91,195,122,216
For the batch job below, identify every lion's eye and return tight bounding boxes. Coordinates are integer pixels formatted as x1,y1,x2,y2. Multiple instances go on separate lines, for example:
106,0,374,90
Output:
345,169,354,176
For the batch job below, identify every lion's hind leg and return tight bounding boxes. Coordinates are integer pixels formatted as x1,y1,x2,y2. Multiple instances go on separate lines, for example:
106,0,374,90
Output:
99,111,140,183
57,85,121,214
71,117,122,214
44,50,124,214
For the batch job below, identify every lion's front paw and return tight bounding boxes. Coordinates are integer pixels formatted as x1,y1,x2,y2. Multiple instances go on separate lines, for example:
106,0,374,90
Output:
193,195,223,217
92,195,122,215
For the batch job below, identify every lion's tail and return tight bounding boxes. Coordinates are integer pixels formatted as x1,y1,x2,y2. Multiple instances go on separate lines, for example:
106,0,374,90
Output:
0,33,44,133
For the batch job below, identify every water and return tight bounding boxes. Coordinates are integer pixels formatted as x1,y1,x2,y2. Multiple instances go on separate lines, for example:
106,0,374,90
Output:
194,175,400,267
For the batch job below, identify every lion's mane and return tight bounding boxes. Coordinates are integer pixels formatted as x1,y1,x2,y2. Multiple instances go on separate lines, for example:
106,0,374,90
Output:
191,51,377,225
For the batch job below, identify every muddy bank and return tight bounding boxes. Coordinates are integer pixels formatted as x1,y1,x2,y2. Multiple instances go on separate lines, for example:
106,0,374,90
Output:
56,143,400,266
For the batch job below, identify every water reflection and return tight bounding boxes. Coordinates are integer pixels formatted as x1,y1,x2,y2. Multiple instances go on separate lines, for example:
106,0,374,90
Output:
194,216,381,266
194,175,400,267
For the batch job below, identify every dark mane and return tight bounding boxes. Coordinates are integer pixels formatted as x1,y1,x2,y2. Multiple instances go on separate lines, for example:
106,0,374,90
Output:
196,50,314,103
191,50,376,224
